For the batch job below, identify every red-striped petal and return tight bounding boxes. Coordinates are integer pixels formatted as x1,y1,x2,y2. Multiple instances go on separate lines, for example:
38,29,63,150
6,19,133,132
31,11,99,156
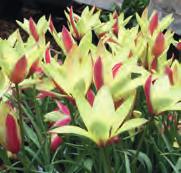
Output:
149,12,159,35
144,75,154,114
86,89,95,106
112,11,119,36
49,16,55,33
165,66,174,85
10,56,27,84
50,134,63,151
52,116,71,128
37,90,56,99
70,6,80,40
151,57,158,71
5,114,21,154
152,32,165,57
112,62,122,78
56,101,70,115
45,46,51,64
29,17,39,42
94,57,104,91
62,25,73,53
29,59,43,76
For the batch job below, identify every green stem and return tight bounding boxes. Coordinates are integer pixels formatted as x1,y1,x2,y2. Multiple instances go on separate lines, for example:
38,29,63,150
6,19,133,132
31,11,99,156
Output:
15,84,30,172
131,127,147,173
15,84,25,149
100,147,113,173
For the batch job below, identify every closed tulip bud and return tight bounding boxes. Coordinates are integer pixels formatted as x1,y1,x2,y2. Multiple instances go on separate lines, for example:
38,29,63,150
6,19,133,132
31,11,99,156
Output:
152,32,165,57
10,55,27,84
5,114,21,153
149,12,159,35
0,103,21,154
29,17,39,42
50,134,63,151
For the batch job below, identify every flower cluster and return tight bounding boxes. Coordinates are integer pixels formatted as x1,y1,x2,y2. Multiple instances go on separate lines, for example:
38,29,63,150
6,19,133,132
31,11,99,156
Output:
0,7,180,156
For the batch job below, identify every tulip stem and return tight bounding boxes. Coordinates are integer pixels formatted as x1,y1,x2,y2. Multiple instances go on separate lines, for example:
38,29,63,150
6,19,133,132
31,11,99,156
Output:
100,147,113,173
15,84,25,150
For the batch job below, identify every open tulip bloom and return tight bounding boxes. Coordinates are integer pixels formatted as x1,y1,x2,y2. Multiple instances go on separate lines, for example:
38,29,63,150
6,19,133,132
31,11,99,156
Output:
144,61,181,115
50,86,147,146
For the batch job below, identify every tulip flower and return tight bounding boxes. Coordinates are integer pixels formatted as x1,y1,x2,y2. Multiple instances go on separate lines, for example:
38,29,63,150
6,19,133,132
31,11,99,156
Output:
135,10,174,72
94,12,132,39
48,20,75,55
0,40,27,84
0,102,21,153
65,6,101,40
92,46,148,101
144,71,181,115
17,16,49,43
43,33,93,97
0,29,47,84
44,101,71,151
50,86,147,146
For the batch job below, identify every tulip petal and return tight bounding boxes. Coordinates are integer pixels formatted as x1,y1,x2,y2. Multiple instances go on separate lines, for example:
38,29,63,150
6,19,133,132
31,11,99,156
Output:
62,26,74,53
52,116,71,127
149,12,158,35
112,62,122,78
86,89,95,106
56,101,70,115
49,16,55,33
10,55,27,84
144,75,154,114
50,134,63,151
112,11,119,36
6,114,21,154
45,47,51,64
94,57,104,91
152,32,165,57
70,6,80,39
165,66,174,85
29,17,39,42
